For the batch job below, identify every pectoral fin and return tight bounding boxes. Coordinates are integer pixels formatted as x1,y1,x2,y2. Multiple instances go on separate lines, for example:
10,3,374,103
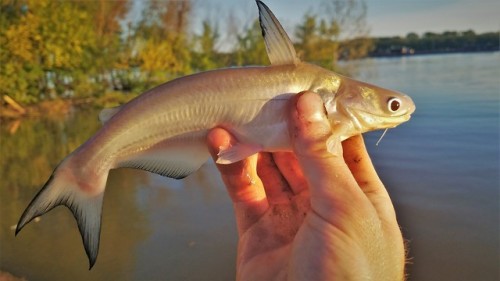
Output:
118,137,209,179
326,135,341,156
216,143,263,165
256,0,299,65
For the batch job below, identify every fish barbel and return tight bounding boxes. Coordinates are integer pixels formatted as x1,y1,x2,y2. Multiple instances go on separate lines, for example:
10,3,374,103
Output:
16,1,415,268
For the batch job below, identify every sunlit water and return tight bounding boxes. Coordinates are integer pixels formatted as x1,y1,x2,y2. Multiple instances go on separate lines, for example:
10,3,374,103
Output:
344,52,499,281
1,52,499,280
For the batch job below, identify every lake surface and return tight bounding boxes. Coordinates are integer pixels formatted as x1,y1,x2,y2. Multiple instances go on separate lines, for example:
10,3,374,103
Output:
1,52,499,280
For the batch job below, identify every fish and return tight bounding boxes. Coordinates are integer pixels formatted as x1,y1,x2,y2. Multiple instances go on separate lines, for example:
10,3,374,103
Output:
16,0,415,269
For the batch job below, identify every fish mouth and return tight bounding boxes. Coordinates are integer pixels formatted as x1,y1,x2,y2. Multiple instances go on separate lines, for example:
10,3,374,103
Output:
348,107,413,130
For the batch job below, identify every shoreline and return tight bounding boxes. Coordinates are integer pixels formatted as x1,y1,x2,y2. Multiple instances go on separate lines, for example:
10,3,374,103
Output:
1,92,137,120
1,98,89,120
368,48,498,58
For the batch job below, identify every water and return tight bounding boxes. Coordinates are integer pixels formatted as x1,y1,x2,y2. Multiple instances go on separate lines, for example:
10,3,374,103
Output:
1,52,499,280
344,52,499,281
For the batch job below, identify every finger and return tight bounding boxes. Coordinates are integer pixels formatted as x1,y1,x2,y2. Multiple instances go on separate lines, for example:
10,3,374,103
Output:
342,135,397,220
207,128,267,204
256,153,293,204
272,152,308,195
342,135,385,196
207,128,269,235
288,91,367,216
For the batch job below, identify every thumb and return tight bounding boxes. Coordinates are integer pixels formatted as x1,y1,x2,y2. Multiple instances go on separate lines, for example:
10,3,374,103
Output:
289,91,363,211
289,91,339,157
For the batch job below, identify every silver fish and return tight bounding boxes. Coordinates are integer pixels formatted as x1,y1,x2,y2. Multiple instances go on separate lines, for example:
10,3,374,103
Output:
16,0,415,268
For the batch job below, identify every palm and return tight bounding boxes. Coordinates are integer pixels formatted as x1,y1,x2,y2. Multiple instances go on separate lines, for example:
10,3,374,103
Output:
209,150,308,279
228,151,388,280
236,184,310,280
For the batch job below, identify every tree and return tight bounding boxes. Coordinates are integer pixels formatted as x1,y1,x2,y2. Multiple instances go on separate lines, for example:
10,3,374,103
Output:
295,15,318,60
133,0,193,83
0,3,42,103
191,20,220,71
406,32,419,41
294,0,372,69
0,0,99,102
233,20,268,66
321,0,372,61
85,0,130,90
0,0,131,102
294,15,340,68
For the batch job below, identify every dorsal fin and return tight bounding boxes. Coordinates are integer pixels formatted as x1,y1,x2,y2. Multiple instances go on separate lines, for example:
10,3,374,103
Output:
256,1,299,65
98,106,122,124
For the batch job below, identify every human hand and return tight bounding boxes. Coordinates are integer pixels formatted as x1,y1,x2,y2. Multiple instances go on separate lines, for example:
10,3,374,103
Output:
206,91,406,280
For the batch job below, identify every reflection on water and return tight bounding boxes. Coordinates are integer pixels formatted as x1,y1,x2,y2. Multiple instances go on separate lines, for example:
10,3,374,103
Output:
1,52,499,281
1,112,149,280
0,111,237,280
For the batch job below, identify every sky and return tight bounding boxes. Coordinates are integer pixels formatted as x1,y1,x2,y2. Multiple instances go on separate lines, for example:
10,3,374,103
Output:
127,0,500,51
187,0,500,37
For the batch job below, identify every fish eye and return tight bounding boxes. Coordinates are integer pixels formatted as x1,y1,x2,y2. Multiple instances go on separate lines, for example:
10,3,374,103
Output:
387,97,402,113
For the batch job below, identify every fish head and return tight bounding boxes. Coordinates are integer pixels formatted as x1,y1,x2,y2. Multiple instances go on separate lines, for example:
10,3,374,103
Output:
330,75,415,138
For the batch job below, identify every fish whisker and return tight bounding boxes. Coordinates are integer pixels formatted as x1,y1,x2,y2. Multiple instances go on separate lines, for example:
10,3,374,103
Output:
375,128,389,146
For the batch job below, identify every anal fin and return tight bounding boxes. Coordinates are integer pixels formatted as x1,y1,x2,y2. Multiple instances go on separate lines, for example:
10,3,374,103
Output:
118,136,210,179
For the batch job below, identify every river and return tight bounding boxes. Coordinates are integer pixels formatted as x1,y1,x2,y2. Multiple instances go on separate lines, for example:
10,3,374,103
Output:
1,52,499,280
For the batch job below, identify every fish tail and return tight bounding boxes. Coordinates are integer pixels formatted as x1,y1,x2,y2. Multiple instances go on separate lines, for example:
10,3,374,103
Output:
15,155,108,269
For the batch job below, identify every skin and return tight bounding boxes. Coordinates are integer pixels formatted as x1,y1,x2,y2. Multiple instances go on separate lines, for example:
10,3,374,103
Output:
207,91,406,281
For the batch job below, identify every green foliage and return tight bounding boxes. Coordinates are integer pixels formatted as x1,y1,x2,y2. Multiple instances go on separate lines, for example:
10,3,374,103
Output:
0,5,43,103
0,0,120,103
191,20,220,71
132,0,193,85
295,14,341,68
294,0,373,69
234,20,268,66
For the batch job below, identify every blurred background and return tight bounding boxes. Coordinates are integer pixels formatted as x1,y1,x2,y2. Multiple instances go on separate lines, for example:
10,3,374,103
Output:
1,0,498,280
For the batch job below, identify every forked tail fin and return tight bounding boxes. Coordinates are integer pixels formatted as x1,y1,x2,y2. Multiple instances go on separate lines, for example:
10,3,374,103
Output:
15,161,107,269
